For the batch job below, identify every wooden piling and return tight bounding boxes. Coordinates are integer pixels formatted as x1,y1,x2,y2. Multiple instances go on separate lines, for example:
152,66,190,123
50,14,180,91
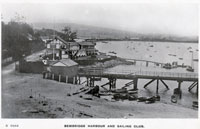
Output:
43,72,45,79
59,74,61,82
86,77,89,86
156,79,159,94
78,76,81,84
52,74,54,80
73,77,75,84
133,78,138,91
113,78,116,89
66,76,68,83
196,82,198,96
160,79,169,90
146,61,148,67
177,80,182,99
144,79,155,88
109,78,111,90
178,81,182,89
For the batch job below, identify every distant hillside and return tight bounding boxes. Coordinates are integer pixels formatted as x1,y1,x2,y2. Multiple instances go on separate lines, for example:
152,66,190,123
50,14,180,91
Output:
32,22,198,43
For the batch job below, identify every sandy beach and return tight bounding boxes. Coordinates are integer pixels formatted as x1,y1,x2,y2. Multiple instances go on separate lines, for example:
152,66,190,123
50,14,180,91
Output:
2,63,198,118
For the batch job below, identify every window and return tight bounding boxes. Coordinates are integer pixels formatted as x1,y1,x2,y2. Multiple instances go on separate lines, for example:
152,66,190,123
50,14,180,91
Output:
47,44,50,48
56,53,59,57
56,44,60,49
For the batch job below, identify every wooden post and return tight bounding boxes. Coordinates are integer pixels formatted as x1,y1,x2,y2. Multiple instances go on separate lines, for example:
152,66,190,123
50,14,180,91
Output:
75,76,77,84
133,78,138,91
89,77,91,87
90,77,94,87
178,81,181,89
78,76,81,84
160,79,169,90
109,78,111,91
59,75,61,82
146,61,148,67
178,81,182,99
196,82,198,97
144,79,155,88
90,77,92,87
110,79,113,90
52,74,54,80
156,79,159,94
66,76,68,83
43,72,45,79
86,77,89,86
73,77,75,84
113,78,116,89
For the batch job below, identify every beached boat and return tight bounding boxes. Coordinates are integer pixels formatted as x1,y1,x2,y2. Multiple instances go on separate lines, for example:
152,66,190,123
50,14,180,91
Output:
154,95,160,101
179,58,183,60
128,89,138,94
137,97,147,102
114,88,127,93
192,101,198,108
162,63,172,69
108,51,117,54
186,66,194,72
128,95,137,101
145,96,156,104
113,93,128,100
171,95,177,103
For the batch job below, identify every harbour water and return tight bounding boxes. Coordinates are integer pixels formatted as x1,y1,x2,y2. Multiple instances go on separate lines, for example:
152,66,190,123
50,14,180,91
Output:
96,41,198,70
92,41,198,108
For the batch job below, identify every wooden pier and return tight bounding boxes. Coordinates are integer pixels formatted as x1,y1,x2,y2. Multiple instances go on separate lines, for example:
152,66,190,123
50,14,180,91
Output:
78,67,198,95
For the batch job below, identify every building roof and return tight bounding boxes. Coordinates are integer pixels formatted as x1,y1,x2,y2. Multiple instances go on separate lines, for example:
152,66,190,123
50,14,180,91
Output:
46,36,69,45
50,59,78,67
69,42,79,46
78,42,95,46
55,36,69,45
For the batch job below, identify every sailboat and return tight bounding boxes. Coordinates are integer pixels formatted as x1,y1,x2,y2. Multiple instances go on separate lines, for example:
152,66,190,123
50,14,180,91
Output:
186,51,194,72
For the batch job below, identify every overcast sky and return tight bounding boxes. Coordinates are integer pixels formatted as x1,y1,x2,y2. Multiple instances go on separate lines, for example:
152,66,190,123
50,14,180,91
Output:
1,3,198,36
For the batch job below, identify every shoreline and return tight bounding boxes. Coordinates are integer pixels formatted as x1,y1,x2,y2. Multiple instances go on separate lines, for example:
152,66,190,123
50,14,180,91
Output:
87,39,198,44
2,63,198,118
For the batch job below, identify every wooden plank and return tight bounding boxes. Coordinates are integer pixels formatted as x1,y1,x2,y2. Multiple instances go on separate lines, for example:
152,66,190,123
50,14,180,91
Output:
122,81,134,89
156,79,159,94
144,79,155,88
160,79,169,90
188,82,197,91
101,82,110,87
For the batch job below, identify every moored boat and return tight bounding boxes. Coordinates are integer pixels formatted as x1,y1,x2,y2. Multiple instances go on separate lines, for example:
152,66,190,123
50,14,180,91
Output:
171,95,177,103
186,66,194,72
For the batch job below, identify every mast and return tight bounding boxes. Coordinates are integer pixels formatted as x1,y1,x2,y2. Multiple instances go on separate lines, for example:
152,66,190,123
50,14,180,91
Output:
53,17,55,61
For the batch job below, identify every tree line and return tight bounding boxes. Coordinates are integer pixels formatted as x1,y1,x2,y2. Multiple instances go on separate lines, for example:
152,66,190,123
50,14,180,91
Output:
2,19,77,62
2,21,34,61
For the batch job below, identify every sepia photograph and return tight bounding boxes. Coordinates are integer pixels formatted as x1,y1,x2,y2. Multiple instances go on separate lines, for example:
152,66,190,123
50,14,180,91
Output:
1,1,199,125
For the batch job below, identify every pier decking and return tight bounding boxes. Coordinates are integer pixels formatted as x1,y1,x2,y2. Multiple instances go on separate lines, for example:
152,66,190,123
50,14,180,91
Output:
78,67,198,94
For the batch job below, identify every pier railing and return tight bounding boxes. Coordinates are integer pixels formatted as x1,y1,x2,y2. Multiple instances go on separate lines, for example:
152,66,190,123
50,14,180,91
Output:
79,68,198,79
